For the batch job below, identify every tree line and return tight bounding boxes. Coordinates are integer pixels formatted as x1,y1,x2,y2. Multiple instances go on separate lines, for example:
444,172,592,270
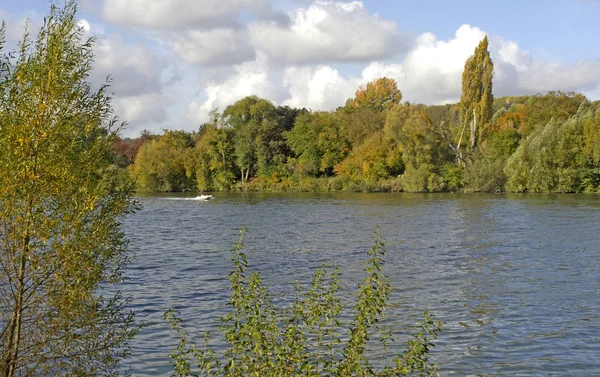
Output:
120,38,600,194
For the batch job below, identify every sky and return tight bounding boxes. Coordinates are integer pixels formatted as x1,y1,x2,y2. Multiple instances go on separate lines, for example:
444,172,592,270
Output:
1,0,600,137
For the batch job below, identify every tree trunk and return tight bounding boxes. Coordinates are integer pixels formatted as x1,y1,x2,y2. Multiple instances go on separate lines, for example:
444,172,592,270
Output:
3,251,27,377
470,108,477,148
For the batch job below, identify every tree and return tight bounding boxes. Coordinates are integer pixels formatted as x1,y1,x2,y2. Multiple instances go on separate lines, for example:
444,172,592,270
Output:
131,130,196,192
334,131,403,183
111,130,154,168
0,2,136,376
384,104,444,192
338,107,386,148
460,36,493,150
505,102,597,193
523,91,587,134
193,123,236,191
345,77,402,112
286,111,349,176
286,112,324,176
224,96,281,182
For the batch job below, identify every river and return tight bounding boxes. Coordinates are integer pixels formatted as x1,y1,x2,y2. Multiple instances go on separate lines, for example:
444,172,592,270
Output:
120,192,600,376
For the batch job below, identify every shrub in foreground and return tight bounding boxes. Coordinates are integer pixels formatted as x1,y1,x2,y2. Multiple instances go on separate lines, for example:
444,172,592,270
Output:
166,229,441,376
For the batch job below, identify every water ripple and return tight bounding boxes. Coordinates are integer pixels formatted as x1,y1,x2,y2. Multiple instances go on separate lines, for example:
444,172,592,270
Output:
120,192,600,376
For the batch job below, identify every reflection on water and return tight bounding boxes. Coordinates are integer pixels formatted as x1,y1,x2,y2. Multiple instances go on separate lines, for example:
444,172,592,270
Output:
121,193,600,376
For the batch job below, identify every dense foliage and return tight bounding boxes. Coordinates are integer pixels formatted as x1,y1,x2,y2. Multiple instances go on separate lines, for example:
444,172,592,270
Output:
120,38,599,194
0,2,136,376
166,229,441,377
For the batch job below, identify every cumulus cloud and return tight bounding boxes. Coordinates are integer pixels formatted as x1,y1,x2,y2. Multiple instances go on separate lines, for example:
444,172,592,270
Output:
185,53,285,126
189,22,600,121
90,33,170,95
7,1,600,136
76,18,91,34
80,23,177,133
169,28,254,66
299,24,600,106
511,58,600,94
361,24,488,104
101,0,272,30
113,94,169,130
249,0,408,64
282,66,358,109
0,10,43,48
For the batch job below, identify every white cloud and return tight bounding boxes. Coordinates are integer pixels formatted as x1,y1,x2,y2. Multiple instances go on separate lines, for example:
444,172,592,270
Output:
169,28,254,66
113,94,169,135
101,0,271,29
282,66,358,109
276,24,600,111
349,24,600,105
249,0,408,64
496,40,532,72
0,10,43,48
185,53,284,126
91,34,170,94
514,59,600,93
185,22,600,124
357,24,487,104
86,32,179,134
76,18,91,34
6,2,600,136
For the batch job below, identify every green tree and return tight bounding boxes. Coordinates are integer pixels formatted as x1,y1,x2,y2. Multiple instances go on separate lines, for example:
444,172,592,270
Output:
286,111,325,176
131,130,196,192
385,104,444,192
505,102,598,192
460,36,493,150
224,96,285,182
193,122,236,191
524,91,587,133
0,2,136,376
286,111,349,176
338,107,386,148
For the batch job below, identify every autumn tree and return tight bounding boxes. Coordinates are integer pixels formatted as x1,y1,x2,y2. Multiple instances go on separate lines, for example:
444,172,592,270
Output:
111,130,154,168
345,77,402,112
0,2,136,376
334,131,403,183
460,36,494,150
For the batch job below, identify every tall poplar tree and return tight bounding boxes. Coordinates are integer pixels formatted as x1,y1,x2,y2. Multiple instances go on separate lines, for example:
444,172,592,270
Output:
0,2,136,376
460,36,494,150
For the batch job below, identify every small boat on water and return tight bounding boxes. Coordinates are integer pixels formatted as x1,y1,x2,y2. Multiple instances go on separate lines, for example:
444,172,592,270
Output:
194,194,214,201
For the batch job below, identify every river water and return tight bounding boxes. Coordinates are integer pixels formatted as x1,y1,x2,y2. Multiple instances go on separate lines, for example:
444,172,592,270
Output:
120,192,600,376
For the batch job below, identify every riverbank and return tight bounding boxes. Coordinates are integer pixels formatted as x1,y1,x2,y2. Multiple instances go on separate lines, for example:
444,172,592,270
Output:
132,173,600,194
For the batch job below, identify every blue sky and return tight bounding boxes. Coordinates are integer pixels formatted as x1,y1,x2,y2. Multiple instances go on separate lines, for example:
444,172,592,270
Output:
1,0,599,137
364,0,600,62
